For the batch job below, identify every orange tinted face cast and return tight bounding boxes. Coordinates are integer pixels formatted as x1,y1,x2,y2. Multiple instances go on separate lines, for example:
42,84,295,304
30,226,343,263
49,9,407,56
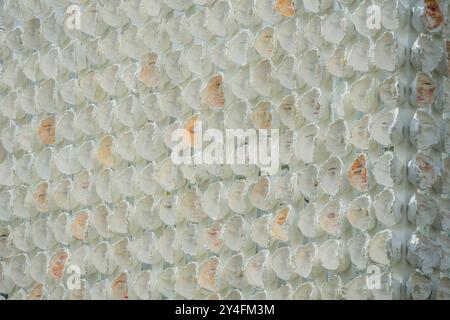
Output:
139,53,160,88
203,75,225,108
49,250,69,282
348,154,368,192
272,207,289,241
97,135,113,167
38,116,55,145
416,73,436,106
29,283,44,300
424,0,444,32
183,114,199,147
276,0,296,17
71,212,89,241
111,272,128,299
275,207,289,225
